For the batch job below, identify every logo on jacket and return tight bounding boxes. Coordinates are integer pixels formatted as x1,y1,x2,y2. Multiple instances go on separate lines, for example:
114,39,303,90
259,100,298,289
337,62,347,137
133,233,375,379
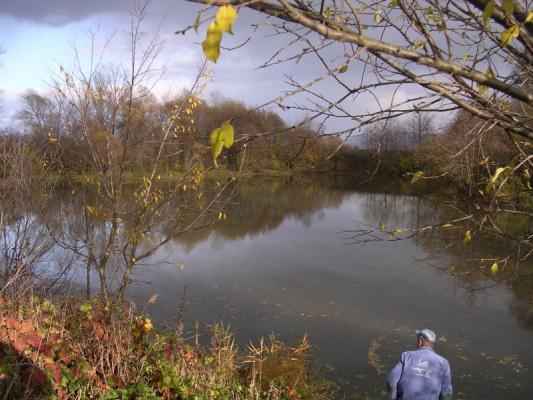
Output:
412,359,431,378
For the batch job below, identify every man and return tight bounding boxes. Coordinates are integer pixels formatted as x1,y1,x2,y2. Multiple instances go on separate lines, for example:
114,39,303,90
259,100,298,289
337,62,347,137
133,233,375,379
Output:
387,329,453,400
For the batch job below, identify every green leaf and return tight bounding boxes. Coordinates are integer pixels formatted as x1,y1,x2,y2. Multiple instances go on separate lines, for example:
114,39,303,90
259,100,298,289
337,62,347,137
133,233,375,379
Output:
501,24,520,46
490,262,499,274
423,6,433,15
502,0,513,16
79,301,93,313
483,1,495,26
414,39,424,48
338,64,348,73
209,120,235,167
389,0,398,7
202,22,223,63
216,5,237,34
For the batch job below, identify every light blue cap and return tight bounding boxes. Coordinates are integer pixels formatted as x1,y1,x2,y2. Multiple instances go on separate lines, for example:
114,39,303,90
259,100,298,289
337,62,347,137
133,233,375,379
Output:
416,328,436,342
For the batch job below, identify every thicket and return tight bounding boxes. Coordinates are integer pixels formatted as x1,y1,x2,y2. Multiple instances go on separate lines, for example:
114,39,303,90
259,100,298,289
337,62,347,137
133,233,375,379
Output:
0,294,331,400
3,90,346,177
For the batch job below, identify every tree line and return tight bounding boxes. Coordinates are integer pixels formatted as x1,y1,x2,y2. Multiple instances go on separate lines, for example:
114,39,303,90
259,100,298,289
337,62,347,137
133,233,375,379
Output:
0,87,347,176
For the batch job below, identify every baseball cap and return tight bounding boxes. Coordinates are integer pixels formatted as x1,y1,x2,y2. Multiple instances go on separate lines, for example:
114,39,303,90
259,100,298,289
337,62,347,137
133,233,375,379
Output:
415,328,437,342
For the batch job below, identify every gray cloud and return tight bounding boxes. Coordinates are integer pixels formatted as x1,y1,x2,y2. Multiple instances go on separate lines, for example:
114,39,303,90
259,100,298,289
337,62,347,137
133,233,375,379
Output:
0,0,404,142
0,0,141,25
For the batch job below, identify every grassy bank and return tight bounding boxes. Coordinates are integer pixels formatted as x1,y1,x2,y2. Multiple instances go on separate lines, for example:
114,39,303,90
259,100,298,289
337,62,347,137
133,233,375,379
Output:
0,295,331,400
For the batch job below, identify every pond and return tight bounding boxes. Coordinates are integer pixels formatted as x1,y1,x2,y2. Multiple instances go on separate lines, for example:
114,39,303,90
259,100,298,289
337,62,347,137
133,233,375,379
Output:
119,177,533,399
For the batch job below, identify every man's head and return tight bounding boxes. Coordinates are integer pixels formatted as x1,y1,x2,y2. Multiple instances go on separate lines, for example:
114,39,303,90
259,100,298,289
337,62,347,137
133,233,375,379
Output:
415,329,436,348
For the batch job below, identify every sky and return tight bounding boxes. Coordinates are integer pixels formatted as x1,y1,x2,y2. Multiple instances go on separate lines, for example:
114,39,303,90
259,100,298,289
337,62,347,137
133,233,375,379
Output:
0,0,432,141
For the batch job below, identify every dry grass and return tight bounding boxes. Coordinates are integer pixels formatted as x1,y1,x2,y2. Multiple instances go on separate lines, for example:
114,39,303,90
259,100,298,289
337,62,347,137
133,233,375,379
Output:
0,295,333,399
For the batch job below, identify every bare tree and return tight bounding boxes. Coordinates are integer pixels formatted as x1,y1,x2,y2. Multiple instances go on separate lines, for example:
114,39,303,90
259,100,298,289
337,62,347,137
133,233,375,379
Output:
187,0,532,137
0,45,5,116
183,0,531,170
0,135,66,297
182,0,533,268
16,3,233,307
405,112,435,148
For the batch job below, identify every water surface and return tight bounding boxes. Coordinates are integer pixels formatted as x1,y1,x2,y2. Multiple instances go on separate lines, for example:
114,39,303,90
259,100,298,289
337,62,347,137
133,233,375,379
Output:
120,177,533,399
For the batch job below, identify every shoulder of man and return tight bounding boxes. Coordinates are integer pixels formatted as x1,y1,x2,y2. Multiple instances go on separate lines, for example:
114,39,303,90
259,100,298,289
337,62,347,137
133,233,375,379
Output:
433,352,451,368
400,350,415,362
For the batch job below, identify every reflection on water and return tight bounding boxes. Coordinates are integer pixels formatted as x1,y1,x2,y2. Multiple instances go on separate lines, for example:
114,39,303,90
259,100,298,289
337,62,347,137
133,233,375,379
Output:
4,176,532,398
123,177,533,399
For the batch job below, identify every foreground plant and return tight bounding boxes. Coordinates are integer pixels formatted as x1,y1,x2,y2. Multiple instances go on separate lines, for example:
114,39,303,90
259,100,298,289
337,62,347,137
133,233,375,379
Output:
0,295,331,400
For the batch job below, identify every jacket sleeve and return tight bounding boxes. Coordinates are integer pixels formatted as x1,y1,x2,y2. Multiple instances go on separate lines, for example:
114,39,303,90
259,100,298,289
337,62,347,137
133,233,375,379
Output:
440,359,453,400
387,353,404,400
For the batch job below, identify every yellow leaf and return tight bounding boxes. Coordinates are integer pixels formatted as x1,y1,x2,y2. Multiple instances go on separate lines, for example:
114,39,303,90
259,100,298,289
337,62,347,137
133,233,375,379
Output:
478,156,490,166
463,230,472,244
502,0,513,16
338,64,348,73
374,10,382,24
423,6,433,15
479,67,494,95
209,120,234,167
490,262,499,275
483,1,495,26
48,131,58,144
485,166,511,193
143,318,153,333
389,0,398,7
216,5,237,34
193,13,201,33
394,227,408,233
526,12,533,24
410,170,424,183
202,21,222,63
414,39,424,48
379,223,387,231
501,24,520,46
442,223,454,229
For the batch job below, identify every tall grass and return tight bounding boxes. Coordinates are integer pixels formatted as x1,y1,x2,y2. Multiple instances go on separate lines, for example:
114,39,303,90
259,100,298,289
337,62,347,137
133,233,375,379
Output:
0,294,332,399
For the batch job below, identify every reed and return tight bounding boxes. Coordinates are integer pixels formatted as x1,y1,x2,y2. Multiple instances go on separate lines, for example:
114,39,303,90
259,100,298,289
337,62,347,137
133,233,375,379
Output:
0,294,332,399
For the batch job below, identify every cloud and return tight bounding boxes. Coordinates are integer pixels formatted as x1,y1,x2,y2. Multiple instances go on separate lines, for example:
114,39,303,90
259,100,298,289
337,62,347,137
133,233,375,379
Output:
0,0,138,25
0,87,24,130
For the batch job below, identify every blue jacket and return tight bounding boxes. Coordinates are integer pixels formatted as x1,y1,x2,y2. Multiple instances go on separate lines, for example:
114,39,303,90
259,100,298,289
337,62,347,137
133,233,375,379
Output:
387,346,452,400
